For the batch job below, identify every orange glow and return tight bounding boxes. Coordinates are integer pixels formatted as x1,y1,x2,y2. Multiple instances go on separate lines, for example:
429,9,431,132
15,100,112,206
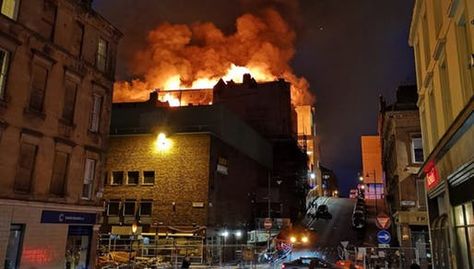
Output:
113,9,315,106
23,248,55,265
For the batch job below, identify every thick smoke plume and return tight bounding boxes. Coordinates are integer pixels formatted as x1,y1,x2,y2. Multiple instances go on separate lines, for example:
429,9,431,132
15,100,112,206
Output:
114,8,314,105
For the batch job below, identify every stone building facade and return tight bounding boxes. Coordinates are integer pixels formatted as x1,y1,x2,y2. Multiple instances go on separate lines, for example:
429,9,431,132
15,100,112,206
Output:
409,0,473,268
0,0,121,268
379,85,429,256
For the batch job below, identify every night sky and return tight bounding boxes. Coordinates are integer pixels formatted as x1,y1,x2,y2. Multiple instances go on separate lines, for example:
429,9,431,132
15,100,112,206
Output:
94,0,416,196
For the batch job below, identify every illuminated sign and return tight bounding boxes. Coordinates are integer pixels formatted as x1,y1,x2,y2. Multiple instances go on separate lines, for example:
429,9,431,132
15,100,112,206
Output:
41,210,96,224
425,160,440,190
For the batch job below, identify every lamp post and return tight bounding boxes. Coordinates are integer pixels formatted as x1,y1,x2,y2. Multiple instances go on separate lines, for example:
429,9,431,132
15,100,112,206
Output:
129,220,139,267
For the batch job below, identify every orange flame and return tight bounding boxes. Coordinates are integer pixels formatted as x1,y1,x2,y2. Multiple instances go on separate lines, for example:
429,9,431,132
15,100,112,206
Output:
113,9,314,106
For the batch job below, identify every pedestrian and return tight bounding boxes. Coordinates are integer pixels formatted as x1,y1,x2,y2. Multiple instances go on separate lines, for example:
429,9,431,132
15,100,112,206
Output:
410,262,421,269
181,255,191,269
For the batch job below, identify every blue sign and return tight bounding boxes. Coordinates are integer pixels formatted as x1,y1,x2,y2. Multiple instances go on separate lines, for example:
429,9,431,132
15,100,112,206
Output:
41,210,96,224
377,230,391,244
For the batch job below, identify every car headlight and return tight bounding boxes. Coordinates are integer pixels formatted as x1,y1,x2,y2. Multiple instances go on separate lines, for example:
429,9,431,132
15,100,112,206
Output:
290,236,297,243
301,236,309,243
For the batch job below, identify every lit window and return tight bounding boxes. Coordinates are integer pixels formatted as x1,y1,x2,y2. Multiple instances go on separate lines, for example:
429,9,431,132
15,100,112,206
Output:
1,0,20,20
111,171,124,185
411,135,424,163
143,171,155,185
127,171,139,185
96,38,108,72
0,48,10,100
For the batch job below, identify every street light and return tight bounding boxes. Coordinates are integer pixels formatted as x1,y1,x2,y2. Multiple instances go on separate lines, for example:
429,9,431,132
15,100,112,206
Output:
129,220,139,266
155,132,172,151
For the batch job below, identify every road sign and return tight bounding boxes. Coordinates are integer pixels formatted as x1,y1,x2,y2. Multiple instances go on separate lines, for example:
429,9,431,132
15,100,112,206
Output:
376,214,391,229
377,230,391,244
264,218,272,229
341,241,349,248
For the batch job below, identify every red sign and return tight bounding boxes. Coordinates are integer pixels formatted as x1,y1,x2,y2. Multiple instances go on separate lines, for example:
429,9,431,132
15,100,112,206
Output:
424,160,440,190
264,218,272,230
376,214,391,229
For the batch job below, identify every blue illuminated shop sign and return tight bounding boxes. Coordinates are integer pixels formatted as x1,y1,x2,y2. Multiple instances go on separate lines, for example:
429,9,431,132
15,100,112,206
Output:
41,210,96,224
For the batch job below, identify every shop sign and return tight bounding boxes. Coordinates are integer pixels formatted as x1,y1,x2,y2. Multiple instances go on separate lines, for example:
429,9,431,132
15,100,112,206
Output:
41,210,96,224
425,160,440,190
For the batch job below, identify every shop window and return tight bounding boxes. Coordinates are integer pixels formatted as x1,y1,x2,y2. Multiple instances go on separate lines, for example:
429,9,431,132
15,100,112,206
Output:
411,135,424,163
29,64,49,112
65,226,91,269
123,200,135,216
139,201,152,216
89,94,102,132
96,38,108,72
107,200,120,216
50,151,69,196
14,142,38,193
143,171,155,185
81,158,95,199
4,224,24,269
0,47,10,101
127,171,139,185
62,78,78,124
1,0,20,20
454,202,474,268
111,171,123,185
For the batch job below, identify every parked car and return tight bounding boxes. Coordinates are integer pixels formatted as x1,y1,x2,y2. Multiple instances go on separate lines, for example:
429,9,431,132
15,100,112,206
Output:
335,260,363,269
316,204,332,219
282,257,333,268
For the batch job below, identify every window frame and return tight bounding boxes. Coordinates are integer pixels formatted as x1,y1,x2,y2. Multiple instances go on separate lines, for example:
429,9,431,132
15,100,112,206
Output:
127,171,139,185
89,94,102,132
0,47,10,101
123,200,135,216
96,37,108,72
139,200,152,216
1,0,20,20
111,171,124,185
410,134,424,164
28,63,49,113
81,158,96,200
106,200,120,216
142,170,155,185
49,150,70,196
14,142,38,193
61,76,78,125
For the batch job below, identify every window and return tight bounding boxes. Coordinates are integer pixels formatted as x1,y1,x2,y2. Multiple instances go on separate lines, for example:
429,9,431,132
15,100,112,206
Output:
81,158,95,199
72,22,84,57
29,64,48,112
111,171,123,185
41,0,57,40
454,203,474,268
0,48,10,100
411,135,424,163
127,171,139,185
456,14,474,100
89,94,102,132
139,201,152,216
50,151,69,196
62,78,78,124
1,0,20,20
428,86,439,144
432,0,442,36
107,200,120,216
421,14,431,69
439,57,453,128
143,171,155,185
14,142,38,193
4,224,24,269
96,38,108,72
123,200,135,216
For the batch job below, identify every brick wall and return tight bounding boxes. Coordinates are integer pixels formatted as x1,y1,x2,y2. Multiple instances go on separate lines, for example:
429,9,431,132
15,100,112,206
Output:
104,134,211,227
